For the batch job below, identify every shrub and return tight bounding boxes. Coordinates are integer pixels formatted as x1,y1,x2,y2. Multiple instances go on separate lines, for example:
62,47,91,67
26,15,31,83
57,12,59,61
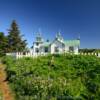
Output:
2,54,100,100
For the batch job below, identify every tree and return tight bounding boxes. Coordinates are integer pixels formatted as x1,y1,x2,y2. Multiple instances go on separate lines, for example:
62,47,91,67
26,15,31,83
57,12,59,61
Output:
7,20,27,52
0,32,8,56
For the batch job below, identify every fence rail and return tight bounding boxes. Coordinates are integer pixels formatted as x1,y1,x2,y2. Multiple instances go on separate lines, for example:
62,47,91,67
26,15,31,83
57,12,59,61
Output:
6,52,100,59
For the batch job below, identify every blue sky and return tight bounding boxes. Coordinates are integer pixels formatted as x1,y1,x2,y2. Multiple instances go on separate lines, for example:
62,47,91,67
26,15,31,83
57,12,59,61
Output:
0,0,100,48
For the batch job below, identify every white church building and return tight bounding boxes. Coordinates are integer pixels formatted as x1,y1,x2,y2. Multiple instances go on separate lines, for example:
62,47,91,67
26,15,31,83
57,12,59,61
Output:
6,32,100,58
30,32,80,56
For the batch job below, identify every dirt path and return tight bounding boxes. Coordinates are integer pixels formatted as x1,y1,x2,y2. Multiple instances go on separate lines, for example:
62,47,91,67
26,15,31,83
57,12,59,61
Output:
0,63,14,100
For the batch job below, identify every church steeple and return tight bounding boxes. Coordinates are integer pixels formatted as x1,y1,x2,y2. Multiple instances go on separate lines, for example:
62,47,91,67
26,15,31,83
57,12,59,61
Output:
56,31,63,42
35,30,43,42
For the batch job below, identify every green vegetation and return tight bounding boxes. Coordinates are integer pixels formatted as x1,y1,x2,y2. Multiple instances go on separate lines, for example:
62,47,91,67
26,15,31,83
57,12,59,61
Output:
79,48,100,53
2,54,100,100
0,90,3,100
0,20,27,56
0,32,8,56
7,20,27,52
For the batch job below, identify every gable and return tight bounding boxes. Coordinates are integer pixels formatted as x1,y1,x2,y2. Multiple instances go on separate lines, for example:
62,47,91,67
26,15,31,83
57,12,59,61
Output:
43,42,50,47
50,39,65,47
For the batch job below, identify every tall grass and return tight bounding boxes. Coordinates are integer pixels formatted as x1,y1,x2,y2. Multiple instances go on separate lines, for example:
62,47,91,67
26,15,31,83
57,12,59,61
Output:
2,54,100,100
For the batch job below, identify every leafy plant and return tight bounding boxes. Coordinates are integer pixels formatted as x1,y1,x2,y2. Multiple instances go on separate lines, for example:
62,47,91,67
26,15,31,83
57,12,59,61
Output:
2,54,100,100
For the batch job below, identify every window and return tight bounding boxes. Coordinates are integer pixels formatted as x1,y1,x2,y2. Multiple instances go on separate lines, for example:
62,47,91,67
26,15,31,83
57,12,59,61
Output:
35,48,39,53
36,42,39,46
55,47,59,52
36,37,41,42
45,47,48,53
69,46,74,52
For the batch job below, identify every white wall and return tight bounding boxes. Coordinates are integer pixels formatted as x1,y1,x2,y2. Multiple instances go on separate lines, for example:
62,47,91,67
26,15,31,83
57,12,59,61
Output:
74,46,79,54
50,40,65,54
98,53,100,57
33,42,43,55
65,45,69,53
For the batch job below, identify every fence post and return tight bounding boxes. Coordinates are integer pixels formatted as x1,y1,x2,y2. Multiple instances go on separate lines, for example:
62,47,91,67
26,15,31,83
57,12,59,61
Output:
98,53,100,57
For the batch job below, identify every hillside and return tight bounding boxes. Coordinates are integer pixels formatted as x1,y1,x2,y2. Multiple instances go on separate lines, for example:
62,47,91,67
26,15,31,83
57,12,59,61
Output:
2,54,100,100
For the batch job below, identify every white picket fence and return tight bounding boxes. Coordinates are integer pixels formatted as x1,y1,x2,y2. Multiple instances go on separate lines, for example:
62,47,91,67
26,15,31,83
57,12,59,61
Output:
6,52,100,59
79,52,100,56
6,52,48,59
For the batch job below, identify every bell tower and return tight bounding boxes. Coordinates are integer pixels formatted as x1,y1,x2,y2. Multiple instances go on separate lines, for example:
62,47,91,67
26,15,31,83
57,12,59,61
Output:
32,30,44,55
56,31,63,42
35,32,43,43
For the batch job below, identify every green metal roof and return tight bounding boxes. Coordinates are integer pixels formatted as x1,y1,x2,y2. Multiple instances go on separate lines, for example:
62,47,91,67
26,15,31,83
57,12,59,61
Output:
43,39,80,47
43,42,51,47
64,39,80,46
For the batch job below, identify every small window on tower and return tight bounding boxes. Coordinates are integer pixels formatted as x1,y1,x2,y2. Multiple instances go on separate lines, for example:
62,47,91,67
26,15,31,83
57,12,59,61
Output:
36,37,41,42
36,42,39,46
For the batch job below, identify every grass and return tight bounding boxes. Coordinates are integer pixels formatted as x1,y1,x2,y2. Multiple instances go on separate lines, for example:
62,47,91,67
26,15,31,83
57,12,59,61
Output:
2,54,100,100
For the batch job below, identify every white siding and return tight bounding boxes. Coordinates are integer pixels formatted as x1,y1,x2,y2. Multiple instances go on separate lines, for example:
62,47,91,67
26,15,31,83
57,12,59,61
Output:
74,46,79,54
65,45,69,52
50,40,65,54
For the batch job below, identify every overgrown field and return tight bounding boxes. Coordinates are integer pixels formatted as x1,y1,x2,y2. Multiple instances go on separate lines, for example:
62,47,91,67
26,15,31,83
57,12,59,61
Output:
2,54,100,100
